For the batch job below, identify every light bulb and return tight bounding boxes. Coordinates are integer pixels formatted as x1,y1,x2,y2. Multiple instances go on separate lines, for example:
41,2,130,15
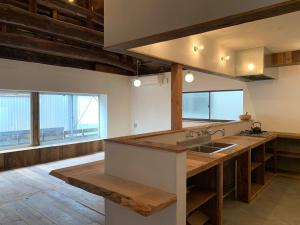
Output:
225,55,230,60
185,72,194,83
133,79,142,87
193,44,204,53
248,63,255,71
68,0,74,2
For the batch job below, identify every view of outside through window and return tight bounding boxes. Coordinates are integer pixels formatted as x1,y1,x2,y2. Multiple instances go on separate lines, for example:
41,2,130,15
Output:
0,92,31,148
40,93,100,144
183,92,209,119
183,90,243,121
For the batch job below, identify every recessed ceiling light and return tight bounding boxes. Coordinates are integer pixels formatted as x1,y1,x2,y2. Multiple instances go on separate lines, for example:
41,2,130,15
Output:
248,63,255,71
185,72,194,83
68,0,74,3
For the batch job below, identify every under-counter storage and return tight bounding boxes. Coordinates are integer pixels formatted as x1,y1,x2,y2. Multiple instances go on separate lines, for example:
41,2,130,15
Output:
186,164,222,225
275,138,300,177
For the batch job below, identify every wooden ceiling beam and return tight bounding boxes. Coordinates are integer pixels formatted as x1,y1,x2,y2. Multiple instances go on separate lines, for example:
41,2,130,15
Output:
0,46,96,70
267,50,300,67
0,3,104,47
0,32,135,72
37,0,103,25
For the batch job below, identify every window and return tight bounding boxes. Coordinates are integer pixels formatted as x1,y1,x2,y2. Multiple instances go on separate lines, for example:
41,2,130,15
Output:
39,93,100,144
0,91,31,149
183,90,243,121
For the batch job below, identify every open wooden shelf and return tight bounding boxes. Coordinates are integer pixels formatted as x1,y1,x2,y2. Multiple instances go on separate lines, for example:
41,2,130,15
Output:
251,161,263,171
264,153,274,162
187,210,209,225
186,190,216,215
277,151,300,159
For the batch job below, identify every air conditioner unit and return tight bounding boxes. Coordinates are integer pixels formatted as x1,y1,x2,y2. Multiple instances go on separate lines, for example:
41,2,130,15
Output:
137,74,168,87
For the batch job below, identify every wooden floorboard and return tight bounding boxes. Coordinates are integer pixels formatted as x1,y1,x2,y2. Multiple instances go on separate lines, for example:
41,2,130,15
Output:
0,153,105,225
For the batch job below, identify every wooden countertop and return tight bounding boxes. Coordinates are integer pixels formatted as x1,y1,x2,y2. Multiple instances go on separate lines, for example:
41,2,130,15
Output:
275,132,300,140
186,134,277,178
50,161,177,217
51,133,278,216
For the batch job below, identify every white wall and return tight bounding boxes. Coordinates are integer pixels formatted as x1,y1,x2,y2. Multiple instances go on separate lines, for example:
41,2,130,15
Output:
105,0,286,48
0,59,131,138
248,65,300,133
131,66,300,134
130,75,171,134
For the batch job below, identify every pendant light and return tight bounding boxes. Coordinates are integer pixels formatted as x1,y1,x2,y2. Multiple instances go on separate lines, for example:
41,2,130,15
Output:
133,60,142,87
185,71,194,83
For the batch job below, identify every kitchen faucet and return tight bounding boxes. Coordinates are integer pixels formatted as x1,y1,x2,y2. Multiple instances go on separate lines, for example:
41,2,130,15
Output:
202,128,226,137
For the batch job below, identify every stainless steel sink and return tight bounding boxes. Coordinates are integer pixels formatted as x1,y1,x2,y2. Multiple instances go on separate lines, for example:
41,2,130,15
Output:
190,142,236,154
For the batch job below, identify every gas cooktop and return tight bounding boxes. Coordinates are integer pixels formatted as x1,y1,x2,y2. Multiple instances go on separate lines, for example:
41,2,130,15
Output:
239,130,272,138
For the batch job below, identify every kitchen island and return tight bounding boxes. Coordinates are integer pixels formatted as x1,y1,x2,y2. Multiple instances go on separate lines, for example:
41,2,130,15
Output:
51,121,286,225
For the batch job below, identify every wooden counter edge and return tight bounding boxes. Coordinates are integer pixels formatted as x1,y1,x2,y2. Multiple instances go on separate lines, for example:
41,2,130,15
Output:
105,138,188,153
50,161,177,217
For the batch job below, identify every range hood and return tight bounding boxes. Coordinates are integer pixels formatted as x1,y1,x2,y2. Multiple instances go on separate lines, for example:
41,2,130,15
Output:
235,47,278,81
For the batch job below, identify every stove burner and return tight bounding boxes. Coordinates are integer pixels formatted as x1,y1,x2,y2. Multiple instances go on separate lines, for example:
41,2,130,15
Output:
239,130,271,138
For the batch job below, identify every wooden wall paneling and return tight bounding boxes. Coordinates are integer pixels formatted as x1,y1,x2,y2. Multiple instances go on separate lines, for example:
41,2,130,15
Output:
0,154,4,170
1,23,6,32
36,0,104,26
0,32,135,73
29,0,37,13
266,50,300,67
39,146,62,163
171,63,183,130
1,140,103,170
0,4,104,47
31,92,40,147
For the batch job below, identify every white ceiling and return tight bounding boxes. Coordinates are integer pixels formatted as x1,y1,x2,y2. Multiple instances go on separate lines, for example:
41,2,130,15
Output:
202,11,300,53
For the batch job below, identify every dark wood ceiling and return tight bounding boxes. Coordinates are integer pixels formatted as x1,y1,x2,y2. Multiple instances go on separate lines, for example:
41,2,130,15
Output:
0,0,170,75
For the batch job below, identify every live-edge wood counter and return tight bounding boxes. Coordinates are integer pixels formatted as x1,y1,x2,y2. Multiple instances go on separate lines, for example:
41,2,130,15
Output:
50,161,177,217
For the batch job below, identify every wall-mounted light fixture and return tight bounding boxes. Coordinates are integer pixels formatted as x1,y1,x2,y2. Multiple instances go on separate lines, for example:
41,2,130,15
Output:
185,71,194,83
193,44,204,53
248,63,255,71
221,55,231,61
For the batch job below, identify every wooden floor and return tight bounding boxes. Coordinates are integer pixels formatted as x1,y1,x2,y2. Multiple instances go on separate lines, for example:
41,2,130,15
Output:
0,153,105,225
1,152,300,225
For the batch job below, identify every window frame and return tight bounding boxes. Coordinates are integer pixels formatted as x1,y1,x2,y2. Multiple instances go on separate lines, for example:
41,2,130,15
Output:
38,92,102,145
182,89,244,122
0,90,33,150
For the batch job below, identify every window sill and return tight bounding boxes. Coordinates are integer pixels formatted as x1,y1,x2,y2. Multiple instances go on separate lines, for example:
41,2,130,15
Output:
0,138,103,154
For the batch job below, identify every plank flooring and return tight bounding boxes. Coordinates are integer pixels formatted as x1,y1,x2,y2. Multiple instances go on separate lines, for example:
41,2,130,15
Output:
1,152,300,225
0,153,105,225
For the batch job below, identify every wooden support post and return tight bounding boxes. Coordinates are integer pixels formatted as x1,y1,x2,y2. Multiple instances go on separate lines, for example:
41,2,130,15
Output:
29,0,37,13
31,92,40,146
171,64,183,130
237,150,251,203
